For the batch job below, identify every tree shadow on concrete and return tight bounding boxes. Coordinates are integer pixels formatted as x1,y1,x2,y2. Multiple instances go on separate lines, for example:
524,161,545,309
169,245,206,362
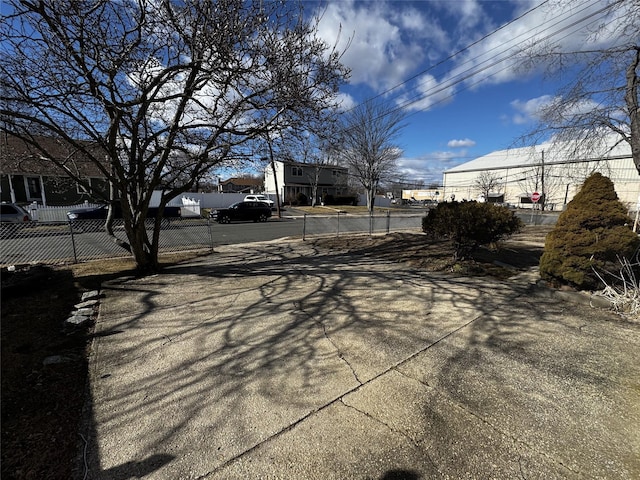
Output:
403,285,639,478
79,236,580,478
379,469,422,479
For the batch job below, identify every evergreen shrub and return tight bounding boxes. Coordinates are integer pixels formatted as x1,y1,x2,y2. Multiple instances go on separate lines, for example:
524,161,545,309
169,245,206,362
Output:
322,194,335,205
539,172,639,290
422,201,524,259
295,192,308,206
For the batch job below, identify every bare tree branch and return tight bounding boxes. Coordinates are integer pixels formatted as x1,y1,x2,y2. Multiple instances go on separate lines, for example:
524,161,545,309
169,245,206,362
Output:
515,0,640,175
337,100,406,213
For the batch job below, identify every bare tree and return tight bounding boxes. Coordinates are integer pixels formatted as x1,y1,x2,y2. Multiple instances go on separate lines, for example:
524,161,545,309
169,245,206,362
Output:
517,163,565,210
474,171,502,202
0,0,348,271
338,100,405,213
517,0,640,175
296,130,345,207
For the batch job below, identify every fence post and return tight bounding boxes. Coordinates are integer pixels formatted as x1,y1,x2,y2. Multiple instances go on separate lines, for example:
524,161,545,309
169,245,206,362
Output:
337,212,340,237
386,210,391,234
207,217,214,251
302,214,307,241
369,211,373,236
68,221,78,263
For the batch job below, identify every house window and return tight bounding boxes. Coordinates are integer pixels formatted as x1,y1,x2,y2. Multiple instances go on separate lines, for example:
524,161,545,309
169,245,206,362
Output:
25,176,42,200
332,170,340,178
292,166,303,177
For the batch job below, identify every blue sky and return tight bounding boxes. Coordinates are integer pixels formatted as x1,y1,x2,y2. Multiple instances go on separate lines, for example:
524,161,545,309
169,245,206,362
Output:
305,0,629,185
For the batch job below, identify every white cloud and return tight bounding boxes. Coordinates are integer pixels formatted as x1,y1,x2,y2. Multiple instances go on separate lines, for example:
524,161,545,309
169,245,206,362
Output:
396,150,468,184
336,92,356,111
509,94,602,125
447,0,632,90
398,73,456,112
315,1,447,91
313,0,633,122
448,138,476,148
433,0,489,34
509,95,556,124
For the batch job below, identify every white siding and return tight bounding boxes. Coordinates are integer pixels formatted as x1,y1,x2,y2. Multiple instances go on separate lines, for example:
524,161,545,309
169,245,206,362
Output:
442,138,639,211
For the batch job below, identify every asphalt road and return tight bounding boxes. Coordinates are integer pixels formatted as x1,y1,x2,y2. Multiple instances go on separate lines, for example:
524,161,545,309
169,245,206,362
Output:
0,219,306,266
210,217,303,245
0,212,426,266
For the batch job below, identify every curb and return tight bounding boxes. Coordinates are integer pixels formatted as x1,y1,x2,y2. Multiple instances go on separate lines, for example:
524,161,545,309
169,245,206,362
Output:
508,266,614,310
531,280,614,309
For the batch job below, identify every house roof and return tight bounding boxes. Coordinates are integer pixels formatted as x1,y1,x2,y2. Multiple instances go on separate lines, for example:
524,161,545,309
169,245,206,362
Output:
275,159,348,172
0,133,107,177
444,135,632,174
220,177,263,186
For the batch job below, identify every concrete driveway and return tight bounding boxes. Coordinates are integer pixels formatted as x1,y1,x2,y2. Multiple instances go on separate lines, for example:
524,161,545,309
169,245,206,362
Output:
82,238,640,479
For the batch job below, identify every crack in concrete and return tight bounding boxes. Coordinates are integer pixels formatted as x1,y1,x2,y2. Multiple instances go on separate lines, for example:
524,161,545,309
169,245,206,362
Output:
293,301,363,385
339,398,444,477
393,356,582,477
200,314,484,478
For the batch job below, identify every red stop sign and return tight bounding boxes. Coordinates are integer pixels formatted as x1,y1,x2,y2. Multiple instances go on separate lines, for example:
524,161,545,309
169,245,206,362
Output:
531,192,541,203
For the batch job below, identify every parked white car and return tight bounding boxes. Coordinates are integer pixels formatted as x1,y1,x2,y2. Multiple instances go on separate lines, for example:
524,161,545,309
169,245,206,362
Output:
244,194,274,207
1,203,31,223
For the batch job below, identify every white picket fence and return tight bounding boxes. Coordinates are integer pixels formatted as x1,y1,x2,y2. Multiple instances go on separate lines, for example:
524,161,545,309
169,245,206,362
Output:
179,196,201,217
27,201,103,222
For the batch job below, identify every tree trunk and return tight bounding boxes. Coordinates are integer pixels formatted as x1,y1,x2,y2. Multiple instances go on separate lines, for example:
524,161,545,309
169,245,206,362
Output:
626,47,640,175
266,136,282,217
126,219,159,273
366,188,375,213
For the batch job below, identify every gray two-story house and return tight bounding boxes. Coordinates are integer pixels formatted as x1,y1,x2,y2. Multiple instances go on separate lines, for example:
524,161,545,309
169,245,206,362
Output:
264,160,349,205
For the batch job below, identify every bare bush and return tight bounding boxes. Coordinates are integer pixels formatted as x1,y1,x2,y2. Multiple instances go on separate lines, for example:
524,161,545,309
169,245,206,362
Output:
593,249,640,320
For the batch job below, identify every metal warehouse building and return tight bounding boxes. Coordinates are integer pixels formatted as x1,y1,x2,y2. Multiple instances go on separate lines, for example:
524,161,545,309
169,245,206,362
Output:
442,136,639,213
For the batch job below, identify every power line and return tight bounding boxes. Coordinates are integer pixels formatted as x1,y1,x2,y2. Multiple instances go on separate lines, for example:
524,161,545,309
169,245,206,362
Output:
387,0,616,117
337,0,625,149
349,0,553,111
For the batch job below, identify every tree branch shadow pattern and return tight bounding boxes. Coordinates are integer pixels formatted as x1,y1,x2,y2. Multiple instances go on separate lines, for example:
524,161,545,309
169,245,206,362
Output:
81,238,639,479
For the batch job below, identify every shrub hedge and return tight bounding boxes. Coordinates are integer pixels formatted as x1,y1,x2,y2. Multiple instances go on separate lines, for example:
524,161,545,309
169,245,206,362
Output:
422,201,524,260
322,194,358,206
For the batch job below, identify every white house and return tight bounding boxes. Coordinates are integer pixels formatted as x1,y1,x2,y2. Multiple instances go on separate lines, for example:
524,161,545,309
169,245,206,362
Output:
442,136,639,212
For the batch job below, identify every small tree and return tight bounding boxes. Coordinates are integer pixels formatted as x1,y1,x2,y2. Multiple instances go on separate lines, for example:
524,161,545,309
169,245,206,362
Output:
540,173,640,289
338,99,405,213
422,202,524,261
474,171,501,202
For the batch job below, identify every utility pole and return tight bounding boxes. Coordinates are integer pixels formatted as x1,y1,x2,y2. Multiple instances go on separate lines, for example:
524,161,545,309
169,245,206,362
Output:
541,150,545,212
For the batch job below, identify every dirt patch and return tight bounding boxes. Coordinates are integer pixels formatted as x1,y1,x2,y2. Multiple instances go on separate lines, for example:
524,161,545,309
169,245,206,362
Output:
312,225,551,279
1,265,91,480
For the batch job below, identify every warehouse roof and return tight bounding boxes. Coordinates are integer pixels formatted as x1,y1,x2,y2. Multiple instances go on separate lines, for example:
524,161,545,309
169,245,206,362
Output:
444,135,632,174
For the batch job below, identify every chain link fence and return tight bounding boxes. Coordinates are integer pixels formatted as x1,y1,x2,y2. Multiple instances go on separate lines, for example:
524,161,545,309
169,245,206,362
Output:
0,209,552,267
0,218,213,266
301,212,422,239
